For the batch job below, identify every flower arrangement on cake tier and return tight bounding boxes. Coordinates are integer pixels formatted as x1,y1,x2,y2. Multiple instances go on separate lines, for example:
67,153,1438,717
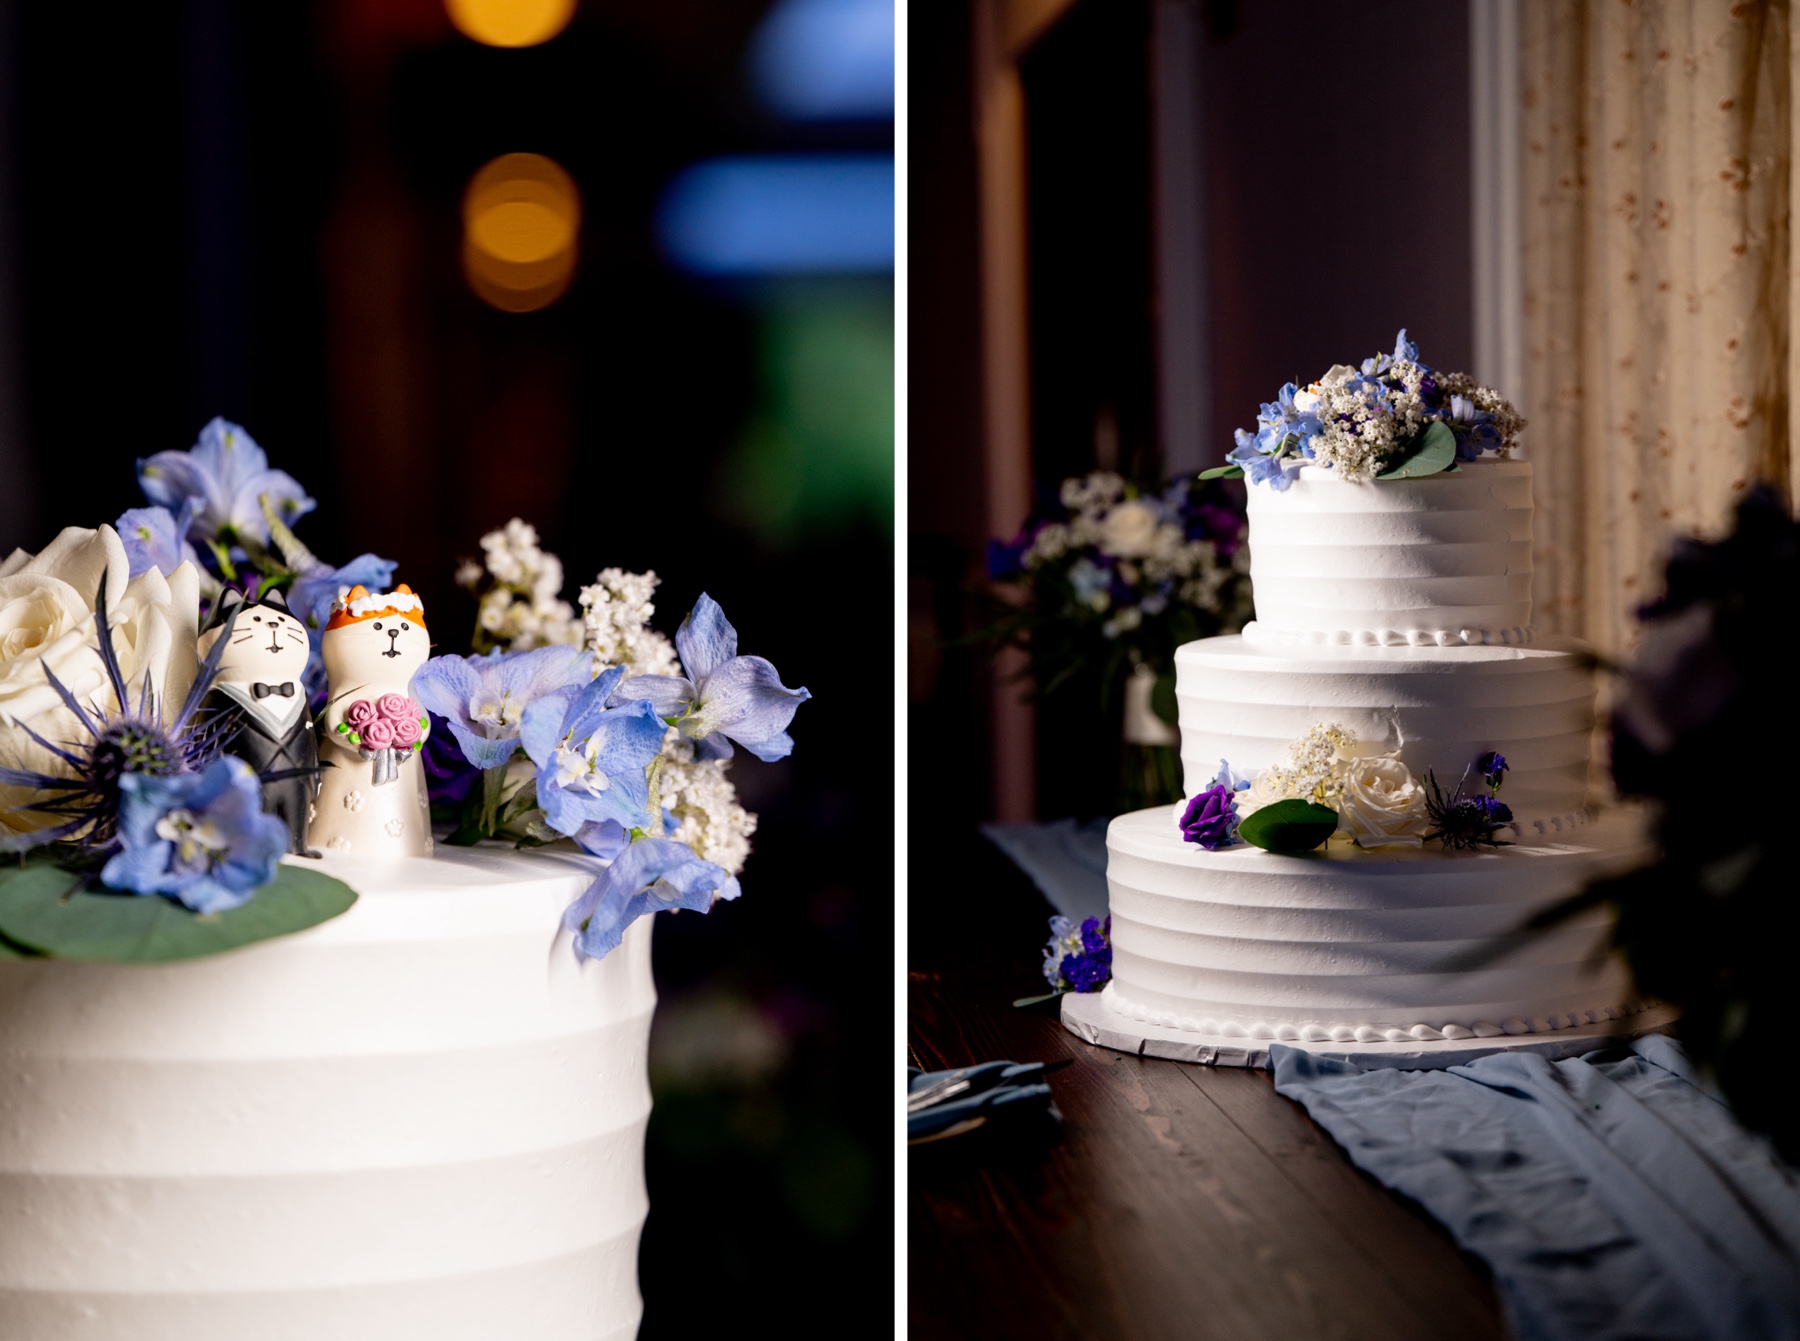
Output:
0,419,808,965
1176,722,1515,856
416,520,807,960
1202,329,1526,489
982,471,1250,811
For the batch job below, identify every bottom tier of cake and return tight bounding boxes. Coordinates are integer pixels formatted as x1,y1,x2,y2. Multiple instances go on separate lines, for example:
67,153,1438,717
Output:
0,845,653,1341
1104,804,1650,1042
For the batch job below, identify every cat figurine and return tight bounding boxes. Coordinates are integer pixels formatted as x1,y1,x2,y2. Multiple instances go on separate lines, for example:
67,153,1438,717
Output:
308,584,434,858
195,587,320,856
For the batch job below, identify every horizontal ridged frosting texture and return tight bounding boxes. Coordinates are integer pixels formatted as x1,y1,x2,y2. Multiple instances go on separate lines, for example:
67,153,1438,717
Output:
1175,634,1597,830
1103,805,1644,1037
0,845,654,1341
1245,459,1533,643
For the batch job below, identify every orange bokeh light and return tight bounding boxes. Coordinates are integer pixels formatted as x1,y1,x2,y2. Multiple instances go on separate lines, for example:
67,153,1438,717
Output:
444,0,575,48
461,153,581,313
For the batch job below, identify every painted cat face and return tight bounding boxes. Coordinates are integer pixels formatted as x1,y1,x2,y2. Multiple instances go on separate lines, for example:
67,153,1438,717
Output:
321,607,430,687
197,592,310,687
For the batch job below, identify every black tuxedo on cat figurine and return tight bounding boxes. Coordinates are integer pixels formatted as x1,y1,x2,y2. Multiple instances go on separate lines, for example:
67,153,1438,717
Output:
196,588,321,857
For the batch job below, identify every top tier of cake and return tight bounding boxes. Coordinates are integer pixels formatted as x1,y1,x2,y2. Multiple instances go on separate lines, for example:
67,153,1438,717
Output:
1243,459,1533,647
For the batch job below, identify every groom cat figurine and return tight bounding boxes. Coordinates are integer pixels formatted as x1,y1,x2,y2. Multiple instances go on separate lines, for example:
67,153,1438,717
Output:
195,587,320,856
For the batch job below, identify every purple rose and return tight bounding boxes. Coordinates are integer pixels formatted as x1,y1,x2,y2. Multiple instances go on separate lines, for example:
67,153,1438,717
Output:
1179,785,1239,849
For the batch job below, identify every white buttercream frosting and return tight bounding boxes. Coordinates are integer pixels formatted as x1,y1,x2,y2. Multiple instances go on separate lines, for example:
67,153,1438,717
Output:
0,844,654,1341
1105,805,1646,1037
1174,634,1597,831
1245,459,1534,643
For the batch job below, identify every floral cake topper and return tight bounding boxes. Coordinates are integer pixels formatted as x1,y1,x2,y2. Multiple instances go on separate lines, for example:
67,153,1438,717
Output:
1202,330,1525,490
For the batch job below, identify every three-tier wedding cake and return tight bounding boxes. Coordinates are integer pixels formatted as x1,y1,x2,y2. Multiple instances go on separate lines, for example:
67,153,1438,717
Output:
1063,459,1665,1067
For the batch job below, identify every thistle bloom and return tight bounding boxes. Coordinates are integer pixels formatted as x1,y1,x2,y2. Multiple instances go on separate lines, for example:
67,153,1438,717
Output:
562,832,740,962
612,594,810,762
519,665,665,836
411,645,592,770
100,756,288,914
137,418,315,547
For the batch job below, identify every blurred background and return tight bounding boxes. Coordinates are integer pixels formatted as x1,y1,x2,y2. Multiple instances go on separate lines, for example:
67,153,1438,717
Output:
0,0,891,1332
911,0,1477,840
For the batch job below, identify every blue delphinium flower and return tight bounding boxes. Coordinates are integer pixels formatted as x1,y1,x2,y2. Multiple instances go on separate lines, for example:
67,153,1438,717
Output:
562,832,741,962
1477,751,1508,791
1040,914,1112,992
137,418,315,548
289,554,397,640
412,645,591,770
1444,393,1503,461
115,502,199,579
519,666,665,837
100,756,288,914
1227,382,1320,492
612,594,810,762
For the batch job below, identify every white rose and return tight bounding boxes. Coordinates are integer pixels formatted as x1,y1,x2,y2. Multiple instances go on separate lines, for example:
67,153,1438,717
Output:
1335,754,1429,848
1236,767,1291,820
1099,500,1160,559
1,526,200,840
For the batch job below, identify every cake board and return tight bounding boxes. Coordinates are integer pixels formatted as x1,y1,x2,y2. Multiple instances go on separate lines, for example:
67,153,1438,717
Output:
1061,990,1679,1072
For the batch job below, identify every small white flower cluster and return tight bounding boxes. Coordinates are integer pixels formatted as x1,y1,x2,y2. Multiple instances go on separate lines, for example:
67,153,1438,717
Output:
459,520,582,651
1241,722,1356,813
655,732,756,876
1304,361,1524,483
1020,471,1241,631
577,568,680,681
1231,722,1430,848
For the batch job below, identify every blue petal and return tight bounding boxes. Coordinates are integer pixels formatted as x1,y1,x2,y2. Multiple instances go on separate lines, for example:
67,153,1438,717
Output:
612,674,695,717
409,654,483,726
565,837,740,962
674,594,738,681
689,655,810,761
519,686,582,767
573,820,629,860
290,554,396,634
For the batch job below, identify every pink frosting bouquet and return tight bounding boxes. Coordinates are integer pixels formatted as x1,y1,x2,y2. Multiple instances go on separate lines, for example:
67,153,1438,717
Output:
339,695,427,755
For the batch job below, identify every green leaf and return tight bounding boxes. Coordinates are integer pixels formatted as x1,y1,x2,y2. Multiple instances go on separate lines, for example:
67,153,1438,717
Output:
1197,465,1243,481
1376,420,1457,480
1012,991,1064,1009
0,861,358,963
1236,799,1339,853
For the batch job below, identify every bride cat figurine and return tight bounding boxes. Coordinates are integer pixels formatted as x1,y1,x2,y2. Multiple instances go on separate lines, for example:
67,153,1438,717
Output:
195,587,320,856
308,584,434,857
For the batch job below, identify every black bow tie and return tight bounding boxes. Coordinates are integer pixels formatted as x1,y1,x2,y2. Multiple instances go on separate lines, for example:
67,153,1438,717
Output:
252,682,296,700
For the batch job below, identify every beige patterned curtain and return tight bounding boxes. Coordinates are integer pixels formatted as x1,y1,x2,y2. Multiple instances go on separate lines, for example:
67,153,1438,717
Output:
1521,0,1793,658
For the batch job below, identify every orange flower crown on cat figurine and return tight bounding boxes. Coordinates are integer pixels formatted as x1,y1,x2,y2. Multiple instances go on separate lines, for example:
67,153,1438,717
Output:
325,583,428,631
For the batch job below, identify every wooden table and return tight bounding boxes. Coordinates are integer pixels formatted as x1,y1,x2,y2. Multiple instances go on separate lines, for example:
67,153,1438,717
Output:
907,835,1506,1341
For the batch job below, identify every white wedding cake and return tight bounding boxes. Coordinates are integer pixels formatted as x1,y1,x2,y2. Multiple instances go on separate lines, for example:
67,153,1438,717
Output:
1067,460,1656,1058
0,846,653,1341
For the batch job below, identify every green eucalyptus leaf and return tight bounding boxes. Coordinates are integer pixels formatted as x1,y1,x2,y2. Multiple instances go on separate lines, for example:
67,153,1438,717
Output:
1236,799,1339,853
1376,419,1457,480
1012,991,1064,1009
1197,465,1244,481
0,860,358,963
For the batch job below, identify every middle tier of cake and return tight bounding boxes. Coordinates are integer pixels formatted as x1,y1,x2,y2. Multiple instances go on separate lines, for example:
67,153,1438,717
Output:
1174,634,1597,833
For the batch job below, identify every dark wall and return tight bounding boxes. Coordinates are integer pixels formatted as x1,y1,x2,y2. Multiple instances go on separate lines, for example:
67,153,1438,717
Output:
1201,0,1473,455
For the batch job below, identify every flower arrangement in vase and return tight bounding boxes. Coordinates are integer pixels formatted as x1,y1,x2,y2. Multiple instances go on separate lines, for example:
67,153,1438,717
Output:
981,470,1249,813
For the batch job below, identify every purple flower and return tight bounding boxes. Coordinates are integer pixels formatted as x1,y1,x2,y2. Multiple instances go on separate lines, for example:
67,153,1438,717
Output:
115,502,199,579
1477,751,1508,790
1179,785,1239,849
421,714,481,808
1060,951,1111,993
1079,915,1110,955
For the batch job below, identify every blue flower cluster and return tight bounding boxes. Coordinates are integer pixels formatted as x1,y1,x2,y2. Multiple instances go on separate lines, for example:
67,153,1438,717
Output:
1041,915,1113,994
412,594,808,963
118,417,396,702
1226,381,1323,490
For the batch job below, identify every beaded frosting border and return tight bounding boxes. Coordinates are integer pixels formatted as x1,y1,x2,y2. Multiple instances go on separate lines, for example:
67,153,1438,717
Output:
1103,983,1650,1045
1241,620,1535,649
